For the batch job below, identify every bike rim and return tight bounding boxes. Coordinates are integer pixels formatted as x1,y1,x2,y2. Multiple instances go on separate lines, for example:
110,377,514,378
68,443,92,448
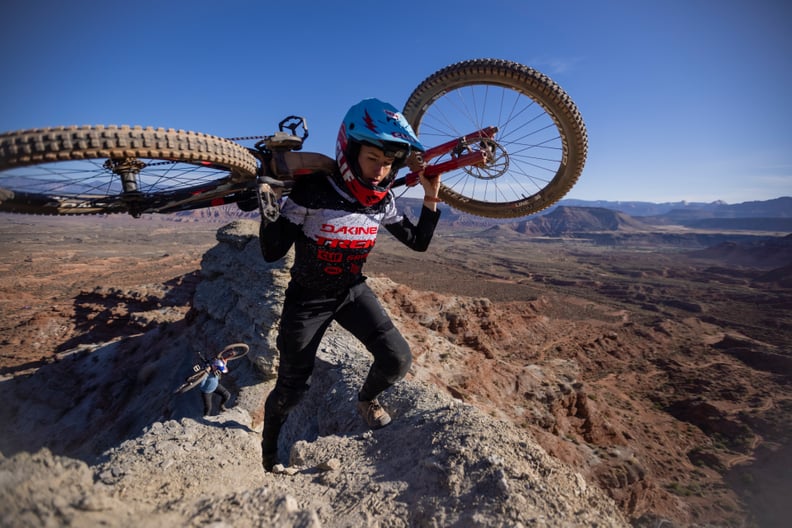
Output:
1,158,239,211
219,343,249,361
416,83,567,207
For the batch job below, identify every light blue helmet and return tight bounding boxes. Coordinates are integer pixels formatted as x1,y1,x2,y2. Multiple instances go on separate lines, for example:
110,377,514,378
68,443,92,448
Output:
336,99,425,205
338,98,424,153
211,358,228,374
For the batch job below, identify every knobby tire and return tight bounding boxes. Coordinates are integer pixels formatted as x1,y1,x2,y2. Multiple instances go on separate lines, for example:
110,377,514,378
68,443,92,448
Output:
217,343,249,362
403,58,588,218
0,126,257,215
175,370,209,394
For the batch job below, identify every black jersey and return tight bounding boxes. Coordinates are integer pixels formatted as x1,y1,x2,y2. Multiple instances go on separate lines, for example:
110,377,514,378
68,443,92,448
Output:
260,172,440,293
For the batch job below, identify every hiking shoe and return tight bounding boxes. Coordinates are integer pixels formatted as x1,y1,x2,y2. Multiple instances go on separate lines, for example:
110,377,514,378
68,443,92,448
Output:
261,435,278,472
262,450,277,472
356,399,392,429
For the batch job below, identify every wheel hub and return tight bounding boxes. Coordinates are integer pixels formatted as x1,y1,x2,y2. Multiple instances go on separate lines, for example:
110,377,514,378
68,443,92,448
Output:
104,158,146,192
462,138,509,181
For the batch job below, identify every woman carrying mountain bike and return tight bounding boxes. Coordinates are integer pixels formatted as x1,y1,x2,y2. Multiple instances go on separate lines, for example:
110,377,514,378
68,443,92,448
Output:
258,98,441,471
198,358,233,416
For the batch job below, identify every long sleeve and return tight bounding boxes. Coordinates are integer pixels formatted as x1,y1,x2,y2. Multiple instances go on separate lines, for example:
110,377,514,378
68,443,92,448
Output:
384,205,441,252
259,215,301,262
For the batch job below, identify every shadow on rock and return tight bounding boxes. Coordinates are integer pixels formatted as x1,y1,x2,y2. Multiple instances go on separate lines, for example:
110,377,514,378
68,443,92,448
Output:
0,319,259,463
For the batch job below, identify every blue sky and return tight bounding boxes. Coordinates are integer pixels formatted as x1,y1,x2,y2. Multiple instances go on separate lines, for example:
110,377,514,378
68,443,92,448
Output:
2,0,790,204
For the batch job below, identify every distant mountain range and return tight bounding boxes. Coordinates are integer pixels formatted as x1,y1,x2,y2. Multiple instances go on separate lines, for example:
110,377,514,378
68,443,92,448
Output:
171,195,792,236
164,195,791,262
512,207,653,236
418,196,792,234
555,196,792,219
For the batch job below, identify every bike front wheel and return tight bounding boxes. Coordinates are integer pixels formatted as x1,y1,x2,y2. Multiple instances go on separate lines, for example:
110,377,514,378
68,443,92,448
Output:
217,342,249,362
403,59,588,219
0,125,258,216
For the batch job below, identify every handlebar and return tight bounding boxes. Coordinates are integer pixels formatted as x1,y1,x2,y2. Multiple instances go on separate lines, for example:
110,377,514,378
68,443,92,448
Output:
279,116,309,141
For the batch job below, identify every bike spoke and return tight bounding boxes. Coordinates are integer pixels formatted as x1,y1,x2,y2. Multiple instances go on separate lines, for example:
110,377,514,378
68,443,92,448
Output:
401,57,588,218
2,159,233,199
416,85,564,205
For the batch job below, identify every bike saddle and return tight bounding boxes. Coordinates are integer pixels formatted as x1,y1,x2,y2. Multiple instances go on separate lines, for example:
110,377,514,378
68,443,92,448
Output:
264,131,303,151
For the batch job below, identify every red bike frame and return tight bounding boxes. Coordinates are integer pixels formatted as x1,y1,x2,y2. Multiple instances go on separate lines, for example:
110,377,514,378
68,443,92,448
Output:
394,126,498,188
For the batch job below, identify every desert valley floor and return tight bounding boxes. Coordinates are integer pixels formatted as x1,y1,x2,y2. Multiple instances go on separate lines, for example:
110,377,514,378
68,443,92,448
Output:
0,212,790,527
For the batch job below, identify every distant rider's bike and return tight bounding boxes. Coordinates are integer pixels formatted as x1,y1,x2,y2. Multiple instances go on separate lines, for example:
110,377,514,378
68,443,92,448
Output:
0,59,587,219
174,343,249,394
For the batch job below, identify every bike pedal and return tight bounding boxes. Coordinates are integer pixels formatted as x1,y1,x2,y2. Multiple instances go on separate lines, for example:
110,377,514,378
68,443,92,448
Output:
256,183,281,223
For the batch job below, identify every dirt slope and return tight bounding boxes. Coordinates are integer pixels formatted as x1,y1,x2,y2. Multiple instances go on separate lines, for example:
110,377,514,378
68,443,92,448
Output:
0,219,627,527
1,214,790,527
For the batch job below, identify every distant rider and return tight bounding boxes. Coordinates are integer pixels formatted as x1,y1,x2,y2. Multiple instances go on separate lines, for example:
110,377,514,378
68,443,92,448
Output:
199,358,233,416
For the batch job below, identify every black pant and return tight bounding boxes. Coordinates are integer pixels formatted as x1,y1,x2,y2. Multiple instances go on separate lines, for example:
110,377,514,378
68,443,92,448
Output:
262,281,411,453
202,384,231,416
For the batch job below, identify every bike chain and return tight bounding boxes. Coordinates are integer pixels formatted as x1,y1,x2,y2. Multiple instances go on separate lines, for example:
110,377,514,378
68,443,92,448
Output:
227,135,267,142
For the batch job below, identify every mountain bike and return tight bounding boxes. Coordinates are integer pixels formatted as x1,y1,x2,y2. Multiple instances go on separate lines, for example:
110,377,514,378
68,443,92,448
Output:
0,58,587,220
174,342,250,394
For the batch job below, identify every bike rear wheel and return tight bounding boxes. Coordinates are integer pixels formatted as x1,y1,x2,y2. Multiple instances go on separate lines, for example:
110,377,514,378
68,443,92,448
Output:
174,369,209,394
0,125,258,216
403,58,588,218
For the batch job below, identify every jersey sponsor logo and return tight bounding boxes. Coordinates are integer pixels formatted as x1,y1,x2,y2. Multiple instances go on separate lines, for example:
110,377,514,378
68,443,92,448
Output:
320,223,378,235
316,237,376,249
316,223,378,249
323,266,343,276
317,249,343,263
